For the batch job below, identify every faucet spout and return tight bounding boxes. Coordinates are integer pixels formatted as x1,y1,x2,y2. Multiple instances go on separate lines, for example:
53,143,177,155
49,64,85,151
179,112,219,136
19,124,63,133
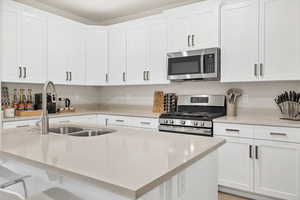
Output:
41,81,56,135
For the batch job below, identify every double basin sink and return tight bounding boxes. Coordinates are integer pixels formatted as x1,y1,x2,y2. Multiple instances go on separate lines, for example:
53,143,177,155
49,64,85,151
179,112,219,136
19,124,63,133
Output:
49,126,116,137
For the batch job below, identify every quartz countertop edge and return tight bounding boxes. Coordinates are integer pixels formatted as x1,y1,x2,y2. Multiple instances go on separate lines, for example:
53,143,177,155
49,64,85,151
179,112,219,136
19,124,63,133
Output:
0,134,225,200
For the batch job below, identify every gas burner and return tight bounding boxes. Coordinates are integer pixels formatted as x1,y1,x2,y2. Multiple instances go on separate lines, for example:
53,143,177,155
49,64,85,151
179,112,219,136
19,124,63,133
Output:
159,95,226,137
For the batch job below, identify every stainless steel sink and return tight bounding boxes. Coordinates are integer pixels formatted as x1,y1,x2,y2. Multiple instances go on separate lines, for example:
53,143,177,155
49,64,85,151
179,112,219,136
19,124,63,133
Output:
49,126,116,137
69,129,116,137
49,127,85,135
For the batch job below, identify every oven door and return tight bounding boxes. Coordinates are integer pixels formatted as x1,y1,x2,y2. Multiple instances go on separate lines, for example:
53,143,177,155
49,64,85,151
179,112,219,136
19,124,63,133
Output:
167,55,203,80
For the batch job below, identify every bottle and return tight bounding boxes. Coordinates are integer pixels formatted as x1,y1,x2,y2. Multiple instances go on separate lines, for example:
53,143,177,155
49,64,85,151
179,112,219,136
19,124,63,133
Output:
18,89,26,111
26,89,33,111
12,89,18,110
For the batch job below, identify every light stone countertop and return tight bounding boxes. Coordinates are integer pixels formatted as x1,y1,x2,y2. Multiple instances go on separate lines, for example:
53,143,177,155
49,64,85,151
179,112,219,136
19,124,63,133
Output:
2,104,160,122
0,125,225,199
214,109,300,128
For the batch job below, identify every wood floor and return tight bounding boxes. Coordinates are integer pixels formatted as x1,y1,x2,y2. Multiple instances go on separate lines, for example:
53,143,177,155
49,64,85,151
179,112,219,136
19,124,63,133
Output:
219,192,250,200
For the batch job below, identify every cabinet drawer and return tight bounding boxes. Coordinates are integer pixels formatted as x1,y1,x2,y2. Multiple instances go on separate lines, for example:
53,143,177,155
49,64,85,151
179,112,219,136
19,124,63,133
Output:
214,123,254,138
254,126,300,144
131,118,158,129
107,115,131,126
3,120,39,129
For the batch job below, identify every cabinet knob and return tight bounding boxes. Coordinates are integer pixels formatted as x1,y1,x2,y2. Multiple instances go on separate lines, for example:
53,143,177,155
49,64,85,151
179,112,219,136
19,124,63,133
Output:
188,35,191,47
259,63,263,76
23,67,26,78
191,35,195,46
254,64,258,77
66,71,69,81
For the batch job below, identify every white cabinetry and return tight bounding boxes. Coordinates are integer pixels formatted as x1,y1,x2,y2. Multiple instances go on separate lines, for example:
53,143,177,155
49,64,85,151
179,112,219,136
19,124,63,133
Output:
260,0,300,81
254,140,300,200
108,28,127,85
166,1,219,53
217,136,254,192
0,1,47,83
86,26,108,85
221,0,300,82
48,15,85,85
215,123,300,200
220,0,259,82
126,26,147,84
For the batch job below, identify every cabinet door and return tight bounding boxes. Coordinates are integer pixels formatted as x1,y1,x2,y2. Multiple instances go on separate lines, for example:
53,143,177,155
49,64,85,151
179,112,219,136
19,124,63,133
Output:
260,0,300,81
221,0,260,82
126,27,147,84
189,9,219,50
86,27,108,85
0,6,20,82
217,136,254,192
47,17,69,84
108,29,126,85
147,21,168,84
20,10,47,83
254,140,300,200
68,23,86,85
167,16,189,52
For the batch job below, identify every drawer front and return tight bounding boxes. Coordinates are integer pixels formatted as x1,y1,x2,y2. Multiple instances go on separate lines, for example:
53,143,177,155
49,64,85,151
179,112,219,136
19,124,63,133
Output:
50,115,97,125
214,123,254,138
132,118,159,129
254,126,300,143
3,120,39,129
107,115,130,126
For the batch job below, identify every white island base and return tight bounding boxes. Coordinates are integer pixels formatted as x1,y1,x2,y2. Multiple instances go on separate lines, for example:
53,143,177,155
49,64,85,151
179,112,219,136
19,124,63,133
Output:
0,151,218,200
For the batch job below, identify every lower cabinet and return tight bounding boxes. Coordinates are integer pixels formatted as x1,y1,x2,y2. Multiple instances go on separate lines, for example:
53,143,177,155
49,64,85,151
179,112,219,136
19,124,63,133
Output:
254,140,300,200
217,136,254,192
215,123,300,200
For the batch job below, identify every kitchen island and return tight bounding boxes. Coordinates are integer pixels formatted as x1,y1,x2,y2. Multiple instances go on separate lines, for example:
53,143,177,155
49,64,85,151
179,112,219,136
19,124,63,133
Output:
0,126,225,200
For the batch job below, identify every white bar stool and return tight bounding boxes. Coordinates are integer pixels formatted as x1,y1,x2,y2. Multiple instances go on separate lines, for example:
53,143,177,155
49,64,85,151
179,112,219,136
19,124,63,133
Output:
0,165,30,198
0,187,84,200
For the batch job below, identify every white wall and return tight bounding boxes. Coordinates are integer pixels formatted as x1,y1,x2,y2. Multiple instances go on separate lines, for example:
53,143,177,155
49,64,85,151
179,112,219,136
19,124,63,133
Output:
3,83,102,105
97,81,300,109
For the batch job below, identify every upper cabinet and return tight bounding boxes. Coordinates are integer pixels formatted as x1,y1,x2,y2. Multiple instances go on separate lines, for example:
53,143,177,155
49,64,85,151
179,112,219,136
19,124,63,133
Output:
221,0,300,82
0,1,47,83
165,0,220,53
221,0,260,82
85,26,108,86
47,15,85,85
108,28,127,85
260,0,300,81
107,17,169,86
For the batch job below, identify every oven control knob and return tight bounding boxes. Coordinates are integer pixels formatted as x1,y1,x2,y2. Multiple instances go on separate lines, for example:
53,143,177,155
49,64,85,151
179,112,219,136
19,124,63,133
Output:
194,121,199,126
181,121,186,125
170,120,174,124
201,122,205,127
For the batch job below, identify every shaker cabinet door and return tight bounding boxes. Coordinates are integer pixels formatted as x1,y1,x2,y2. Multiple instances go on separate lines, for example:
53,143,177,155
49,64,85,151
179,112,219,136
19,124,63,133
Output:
147,21,169,84
217,136,254,192
221,0,260,82
0,6,20,82
167,16,189,52
254,140,300,200
47,17,70,84
86,27,108,85
260,0,300,81
20,9,47,83
126,27,147,84
108,29,127,85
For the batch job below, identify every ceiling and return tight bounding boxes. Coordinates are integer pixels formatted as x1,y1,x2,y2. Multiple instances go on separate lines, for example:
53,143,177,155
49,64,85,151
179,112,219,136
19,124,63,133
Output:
15,0,202,25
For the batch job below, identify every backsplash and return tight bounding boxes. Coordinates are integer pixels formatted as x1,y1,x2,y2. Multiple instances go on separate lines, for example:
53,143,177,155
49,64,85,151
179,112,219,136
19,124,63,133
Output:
2,83,101,105
4,81,300,110
98,81,300,110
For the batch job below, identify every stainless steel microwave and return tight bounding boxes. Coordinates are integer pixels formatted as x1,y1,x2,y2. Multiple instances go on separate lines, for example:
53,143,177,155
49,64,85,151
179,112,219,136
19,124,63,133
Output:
167,48,220,81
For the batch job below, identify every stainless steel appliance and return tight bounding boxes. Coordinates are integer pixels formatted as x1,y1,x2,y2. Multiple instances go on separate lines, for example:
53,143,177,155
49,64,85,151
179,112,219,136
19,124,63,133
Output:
159,95,226,136
167,48,220,81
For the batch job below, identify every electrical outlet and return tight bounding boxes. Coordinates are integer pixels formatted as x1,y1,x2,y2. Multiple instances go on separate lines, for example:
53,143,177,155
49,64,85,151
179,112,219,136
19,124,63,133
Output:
242,94,249,104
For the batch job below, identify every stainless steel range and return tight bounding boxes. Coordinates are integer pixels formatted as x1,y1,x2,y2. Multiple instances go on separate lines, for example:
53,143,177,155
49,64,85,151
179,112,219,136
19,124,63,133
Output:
159,95,226,137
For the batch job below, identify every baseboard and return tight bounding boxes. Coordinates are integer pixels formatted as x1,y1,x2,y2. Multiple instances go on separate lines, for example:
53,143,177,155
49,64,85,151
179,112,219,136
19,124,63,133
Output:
219,186,282,200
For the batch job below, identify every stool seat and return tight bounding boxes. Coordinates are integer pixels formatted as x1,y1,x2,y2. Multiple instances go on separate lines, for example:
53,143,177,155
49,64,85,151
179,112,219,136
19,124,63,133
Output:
29,187,83,200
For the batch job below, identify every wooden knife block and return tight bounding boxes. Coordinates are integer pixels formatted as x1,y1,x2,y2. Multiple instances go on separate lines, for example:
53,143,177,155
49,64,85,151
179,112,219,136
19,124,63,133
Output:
153,91,164,113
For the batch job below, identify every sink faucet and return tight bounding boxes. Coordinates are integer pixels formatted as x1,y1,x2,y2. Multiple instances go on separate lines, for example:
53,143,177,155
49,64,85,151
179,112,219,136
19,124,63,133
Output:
40,81,57,135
